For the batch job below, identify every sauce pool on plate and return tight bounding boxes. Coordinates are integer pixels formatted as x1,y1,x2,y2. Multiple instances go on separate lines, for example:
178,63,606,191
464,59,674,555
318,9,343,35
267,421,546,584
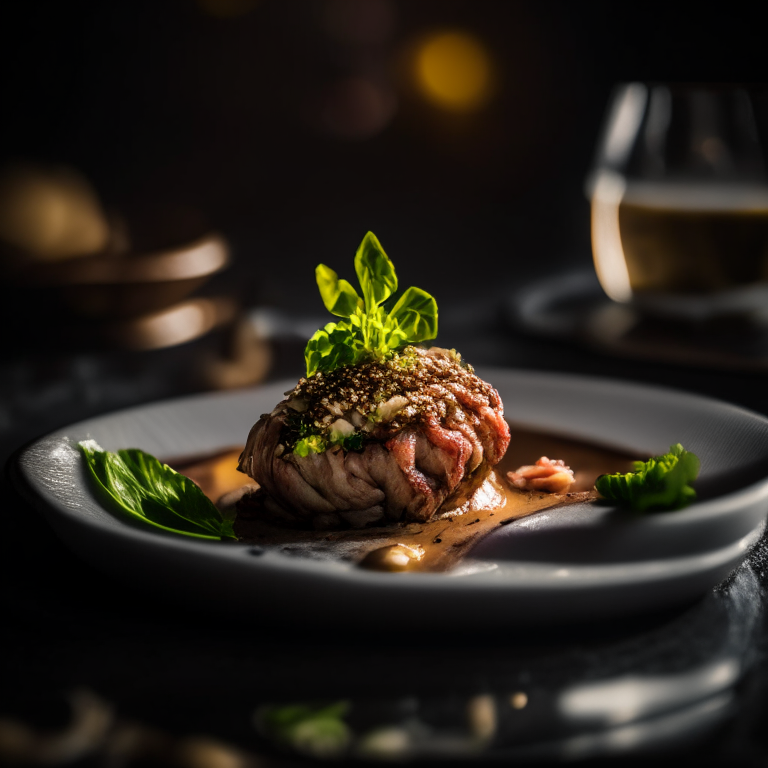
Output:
167,426,636,573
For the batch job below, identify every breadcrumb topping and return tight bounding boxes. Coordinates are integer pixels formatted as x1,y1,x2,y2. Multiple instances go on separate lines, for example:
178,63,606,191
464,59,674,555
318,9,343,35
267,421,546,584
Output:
279,346,495,451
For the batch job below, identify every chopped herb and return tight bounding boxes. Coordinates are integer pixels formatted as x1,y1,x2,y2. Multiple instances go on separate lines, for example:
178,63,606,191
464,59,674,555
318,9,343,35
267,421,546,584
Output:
79,440,236,540
294,435,328,456
282,410,317,449
339,432,364,452
595,443,700,512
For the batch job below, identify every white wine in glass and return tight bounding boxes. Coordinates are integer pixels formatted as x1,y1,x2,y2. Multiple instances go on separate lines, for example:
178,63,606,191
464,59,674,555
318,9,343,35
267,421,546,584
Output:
588,83,768,320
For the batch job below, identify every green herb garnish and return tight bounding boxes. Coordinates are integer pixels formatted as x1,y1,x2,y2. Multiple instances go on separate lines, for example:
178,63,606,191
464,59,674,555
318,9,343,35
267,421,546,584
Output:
293,435,327,457
339,432,364,452
305,232,438,377
79,440,236,540
595,443,700,512
256,702,351,759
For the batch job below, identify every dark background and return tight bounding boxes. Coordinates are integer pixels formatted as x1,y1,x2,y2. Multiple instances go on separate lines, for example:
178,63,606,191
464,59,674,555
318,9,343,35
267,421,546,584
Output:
1,0,760,469
3,4,768,767
2,0,757,317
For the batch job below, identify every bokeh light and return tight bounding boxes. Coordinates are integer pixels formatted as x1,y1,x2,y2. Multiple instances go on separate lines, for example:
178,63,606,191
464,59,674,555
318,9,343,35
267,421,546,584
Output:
320,77,397,140
414,31,494,112
0,164,109,262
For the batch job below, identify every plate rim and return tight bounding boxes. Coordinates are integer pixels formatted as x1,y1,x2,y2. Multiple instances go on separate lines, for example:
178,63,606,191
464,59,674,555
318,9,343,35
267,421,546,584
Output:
13,365,768,536
9,368,768,622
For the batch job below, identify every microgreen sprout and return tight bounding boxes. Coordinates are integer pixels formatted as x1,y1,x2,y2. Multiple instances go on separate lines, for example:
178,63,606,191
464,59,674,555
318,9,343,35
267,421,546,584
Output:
304,232,438,377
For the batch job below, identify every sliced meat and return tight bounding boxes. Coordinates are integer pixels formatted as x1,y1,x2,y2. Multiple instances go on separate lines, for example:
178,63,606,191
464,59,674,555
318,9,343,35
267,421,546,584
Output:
506,456,575,493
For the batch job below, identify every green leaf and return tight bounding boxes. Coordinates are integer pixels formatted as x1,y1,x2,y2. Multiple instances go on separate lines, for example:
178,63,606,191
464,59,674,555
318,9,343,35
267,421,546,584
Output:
327,320,357,346
305,326,332,377
595,443,700,512
315,264,362,317
79,440,236,540
354,231,398,311
305,323,351,377
304,232,440,377
257,702,351,759
388,286,438,342
319,341,358,374
261,701,350,730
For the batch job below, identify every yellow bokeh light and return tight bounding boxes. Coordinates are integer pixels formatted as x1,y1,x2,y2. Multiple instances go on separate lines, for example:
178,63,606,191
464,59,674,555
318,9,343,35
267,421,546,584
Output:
415,31,493,112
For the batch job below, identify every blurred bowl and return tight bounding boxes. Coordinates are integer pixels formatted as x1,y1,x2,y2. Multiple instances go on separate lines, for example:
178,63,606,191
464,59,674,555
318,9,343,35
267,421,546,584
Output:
100,295,238,350
9,233,230,319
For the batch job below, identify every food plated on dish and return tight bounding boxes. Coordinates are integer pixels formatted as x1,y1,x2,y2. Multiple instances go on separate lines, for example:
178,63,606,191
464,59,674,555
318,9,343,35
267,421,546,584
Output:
10,232,768,624
12,370,768,625
236,231,513,534
74,232,701,574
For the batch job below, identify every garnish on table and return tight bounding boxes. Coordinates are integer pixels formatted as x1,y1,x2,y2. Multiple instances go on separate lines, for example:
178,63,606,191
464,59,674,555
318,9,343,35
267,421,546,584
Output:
304,231,438,377
256,702,351,759
595,443,700,512
79,440,236,540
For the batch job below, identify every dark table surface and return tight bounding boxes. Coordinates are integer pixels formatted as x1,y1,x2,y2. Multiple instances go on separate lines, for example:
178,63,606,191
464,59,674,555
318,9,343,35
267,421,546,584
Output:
3,2,767,764
4,274,768,768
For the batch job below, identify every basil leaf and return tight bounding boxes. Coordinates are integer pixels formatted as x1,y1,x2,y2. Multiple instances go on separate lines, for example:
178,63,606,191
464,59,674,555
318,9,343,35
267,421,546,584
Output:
118,449,232,534
388,286,438,342
354,231,397,311
595,444,700,512
315,264,362,318
79,440,236,540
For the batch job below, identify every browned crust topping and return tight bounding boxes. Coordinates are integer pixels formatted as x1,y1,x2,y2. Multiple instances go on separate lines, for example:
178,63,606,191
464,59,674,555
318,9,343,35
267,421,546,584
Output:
282,345,498,445
237,345,511,528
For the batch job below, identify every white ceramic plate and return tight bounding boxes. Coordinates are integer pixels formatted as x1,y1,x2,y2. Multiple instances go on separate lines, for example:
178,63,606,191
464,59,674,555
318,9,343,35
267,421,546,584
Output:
10,370,768,627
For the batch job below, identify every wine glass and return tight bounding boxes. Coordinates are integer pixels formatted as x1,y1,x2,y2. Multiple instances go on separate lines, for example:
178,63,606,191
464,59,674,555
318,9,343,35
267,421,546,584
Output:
587,83,768,322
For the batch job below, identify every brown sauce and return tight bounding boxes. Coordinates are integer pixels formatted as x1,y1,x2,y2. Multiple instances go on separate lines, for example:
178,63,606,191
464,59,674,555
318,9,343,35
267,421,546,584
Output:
168,426,636,573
